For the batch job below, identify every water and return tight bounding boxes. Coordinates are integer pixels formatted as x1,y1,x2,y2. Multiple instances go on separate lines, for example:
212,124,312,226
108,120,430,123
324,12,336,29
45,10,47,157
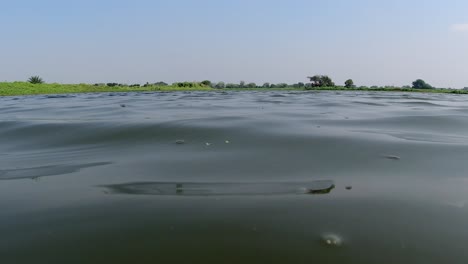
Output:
1,91,468,264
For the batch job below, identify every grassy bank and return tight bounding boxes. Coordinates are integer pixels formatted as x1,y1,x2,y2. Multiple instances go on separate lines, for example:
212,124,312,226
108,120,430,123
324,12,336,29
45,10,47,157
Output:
1,82,467,96
0,82,212,96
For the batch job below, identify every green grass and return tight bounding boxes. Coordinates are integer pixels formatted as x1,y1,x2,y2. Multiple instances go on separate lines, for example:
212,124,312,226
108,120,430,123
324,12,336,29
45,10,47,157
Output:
0,82,212,96
1,82,467,96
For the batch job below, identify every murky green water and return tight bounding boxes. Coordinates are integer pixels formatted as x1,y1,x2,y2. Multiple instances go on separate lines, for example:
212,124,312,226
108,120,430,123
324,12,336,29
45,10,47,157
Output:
1,91,468,263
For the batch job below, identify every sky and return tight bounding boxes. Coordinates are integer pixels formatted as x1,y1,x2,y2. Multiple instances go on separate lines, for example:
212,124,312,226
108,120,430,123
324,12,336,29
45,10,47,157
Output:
1,0,468,88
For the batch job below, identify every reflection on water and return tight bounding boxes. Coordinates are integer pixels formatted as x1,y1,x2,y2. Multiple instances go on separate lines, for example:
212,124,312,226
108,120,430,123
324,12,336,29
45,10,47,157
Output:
101,180,335,196
1,91,468,264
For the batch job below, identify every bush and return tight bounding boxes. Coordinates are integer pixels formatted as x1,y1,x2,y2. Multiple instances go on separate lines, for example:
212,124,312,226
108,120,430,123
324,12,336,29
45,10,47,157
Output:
106,83,118,87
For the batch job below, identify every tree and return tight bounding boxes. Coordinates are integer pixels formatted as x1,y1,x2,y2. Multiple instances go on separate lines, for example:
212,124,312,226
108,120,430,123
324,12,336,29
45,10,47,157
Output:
345,79,355,88
412,79,432,89
214,82,225,89
239,81,246,88
225,83,239,88
247,82,257,88
307,75,335,87
262,82,270,88
28,76,44,84
201,80,212,87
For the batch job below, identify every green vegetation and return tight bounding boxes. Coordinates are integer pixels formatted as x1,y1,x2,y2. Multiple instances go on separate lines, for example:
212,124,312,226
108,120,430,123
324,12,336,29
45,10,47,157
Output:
307,75,335,88
28,76,44,84
0,76,466,96
345,79,355,88
412,79,433,89
0,82,212,96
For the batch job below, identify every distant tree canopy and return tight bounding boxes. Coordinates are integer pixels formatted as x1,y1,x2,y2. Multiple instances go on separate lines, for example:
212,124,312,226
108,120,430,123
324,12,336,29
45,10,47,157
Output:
173,82,203,88
201,80,212,86
214,82,225,89
345,79,355,88
412,79,433,89
247,82,257,88
154,82,168,86
307,75,335,87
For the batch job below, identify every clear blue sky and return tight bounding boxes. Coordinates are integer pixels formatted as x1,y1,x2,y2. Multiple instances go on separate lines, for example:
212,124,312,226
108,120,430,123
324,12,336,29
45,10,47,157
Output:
1,0,468,87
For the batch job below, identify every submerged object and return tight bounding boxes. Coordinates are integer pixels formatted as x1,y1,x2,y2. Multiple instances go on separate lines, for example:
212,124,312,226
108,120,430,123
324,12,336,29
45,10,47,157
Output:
101,180,335,197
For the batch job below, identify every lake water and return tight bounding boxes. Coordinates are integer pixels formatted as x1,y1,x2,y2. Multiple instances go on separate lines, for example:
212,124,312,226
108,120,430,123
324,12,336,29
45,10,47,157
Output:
1,91,468,264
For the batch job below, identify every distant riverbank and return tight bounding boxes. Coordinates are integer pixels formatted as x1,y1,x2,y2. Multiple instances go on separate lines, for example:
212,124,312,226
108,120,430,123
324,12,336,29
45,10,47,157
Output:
1,82,467,96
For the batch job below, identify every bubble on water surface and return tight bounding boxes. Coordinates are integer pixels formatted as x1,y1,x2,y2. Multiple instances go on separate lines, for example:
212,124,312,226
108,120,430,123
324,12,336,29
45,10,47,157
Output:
321,233,343,247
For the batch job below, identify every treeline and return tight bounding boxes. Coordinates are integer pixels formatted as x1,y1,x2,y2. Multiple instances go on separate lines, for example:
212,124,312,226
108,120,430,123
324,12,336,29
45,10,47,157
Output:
29,75,437,90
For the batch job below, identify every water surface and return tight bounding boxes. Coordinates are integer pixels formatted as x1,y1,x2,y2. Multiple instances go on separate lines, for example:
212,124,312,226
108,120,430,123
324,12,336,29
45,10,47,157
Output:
1,91,468,263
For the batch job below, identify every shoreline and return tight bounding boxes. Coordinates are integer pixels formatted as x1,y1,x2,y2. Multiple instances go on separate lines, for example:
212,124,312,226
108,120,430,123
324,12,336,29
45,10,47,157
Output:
1,82,467,97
